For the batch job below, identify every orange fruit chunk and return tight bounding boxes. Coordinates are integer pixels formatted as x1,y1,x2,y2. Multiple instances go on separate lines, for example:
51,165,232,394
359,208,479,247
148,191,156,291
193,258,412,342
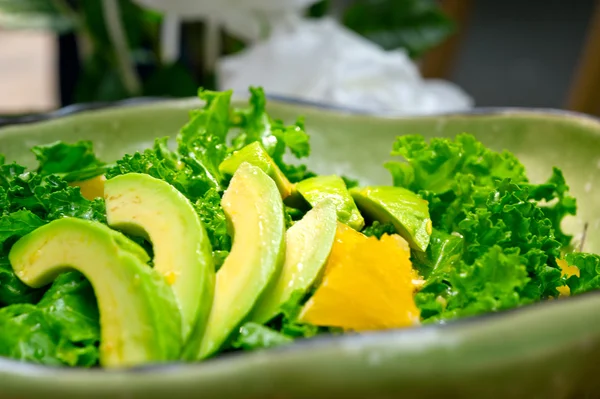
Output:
322,222,367,276
556,258,580,297
299,226,420,331
70,175,106,200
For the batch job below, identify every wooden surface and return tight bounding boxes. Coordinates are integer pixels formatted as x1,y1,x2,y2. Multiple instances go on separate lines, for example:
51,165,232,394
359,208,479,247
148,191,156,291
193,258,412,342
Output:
567,0,600,116
0,29,58,114
420,0,473,79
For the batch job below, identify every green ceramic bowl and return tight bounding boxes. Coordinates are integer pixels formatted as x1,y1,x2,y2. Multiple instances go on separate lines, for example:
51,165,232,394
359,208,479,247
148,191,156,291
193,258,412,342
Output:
1,99,600,399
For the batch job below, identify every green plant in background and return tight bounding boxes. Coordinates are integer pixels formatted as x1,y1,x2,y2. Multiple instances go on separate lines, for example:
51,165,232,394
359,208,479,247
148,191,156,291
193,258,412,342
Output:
0,0,198,103
0,0,454,105
342,0,455,58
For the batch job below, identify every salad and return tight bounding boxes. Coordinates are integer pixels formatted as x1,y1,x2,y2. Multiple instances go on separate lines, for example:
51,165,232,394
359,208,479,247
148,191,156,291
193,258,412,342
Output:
1,88,599,368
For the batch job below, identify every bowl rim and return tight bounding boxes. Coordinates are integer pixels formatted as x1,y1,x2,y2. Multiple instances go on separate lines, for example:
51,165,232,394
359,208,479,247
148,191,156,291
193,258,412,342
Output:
1,94,600,127
1,95,600,378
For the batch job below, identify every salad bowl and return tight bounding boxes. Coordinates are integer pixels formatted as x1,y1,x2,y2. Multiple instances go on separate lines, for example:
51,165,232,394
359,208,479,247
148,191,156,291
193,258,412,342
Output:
1,98,600,399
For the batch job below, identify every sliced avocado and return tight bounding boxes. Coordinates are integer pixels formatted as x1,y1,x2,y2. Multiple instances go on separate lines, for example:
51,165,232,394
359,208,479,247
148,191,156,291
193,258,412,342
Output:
104,173,214,347
295,175,365,230
187,162,286,360
8,218,181,368
219,141,295,198
250,201,337,324
350,186,432,252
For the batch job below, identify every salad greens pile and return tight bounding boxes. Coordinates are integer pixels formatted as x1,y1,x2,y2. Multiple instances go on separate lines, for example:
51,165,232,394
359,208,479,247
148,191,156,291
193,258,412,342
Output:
1,87,600,368
0,164,104,365
390,135,578,321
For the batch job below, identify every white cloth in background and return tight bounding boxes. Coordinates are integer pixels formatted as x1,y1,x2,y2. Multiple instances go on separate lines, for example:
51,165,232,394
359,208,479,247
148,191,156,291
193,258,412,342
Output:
133,0,320,41
219,17,473,114
132,1,473,114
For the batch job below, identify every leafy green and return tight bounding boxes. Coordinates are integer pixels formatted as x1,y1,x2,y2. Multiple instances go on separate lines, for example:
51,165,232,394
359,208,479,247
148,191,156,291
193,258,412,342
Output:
389,134,574,322
178,89,232,190
526,168,577,247
195,189,231,253
266,290,320,339
343,0,455,58
284,206,307,228
0,157,103,365
107,137,211,202
362,221,396,239
416,246,529,321
37,272,100,366
1,164,106,223
0,211,46,306
32,140,106,181
0,210,45,246
232,322,293,351
412,229,463,279
230,87,273,151
0,304,64,366
0,256,43,306
0,273,100,367
388,134,527,195
231,87,313,183
0,165,105,307
565,253,600,295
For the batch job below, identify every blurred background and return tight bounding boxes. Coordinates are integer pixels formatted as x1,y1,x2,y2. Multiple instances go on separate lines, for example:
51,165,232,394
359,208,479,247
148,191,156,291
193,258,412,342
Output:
0,0,599,116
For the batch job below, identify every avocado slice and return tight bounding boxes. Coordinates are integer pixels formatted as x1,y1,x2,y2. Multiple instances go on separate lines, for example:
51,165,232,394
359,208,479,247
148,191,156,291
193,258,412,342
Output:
296,175,365,230
350,186,432,252
187,162,286,360
219,141,295,198
250,201,337,324
8,218,181,368
104,173,215,347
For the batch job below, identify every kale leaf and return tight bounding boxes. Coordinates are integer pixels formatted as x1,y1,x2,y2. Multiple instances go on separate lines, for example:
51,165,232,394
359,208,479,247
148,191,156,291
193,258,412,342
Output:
388,134,576,322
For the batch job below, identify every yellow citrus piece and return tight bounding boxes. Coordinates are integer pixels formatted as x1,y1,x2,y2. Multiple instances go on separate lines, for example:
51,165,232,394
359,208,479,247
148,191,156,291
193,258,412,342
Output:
70,175,106,200
299,231,420,331
322,222,367,276
556,258,580,297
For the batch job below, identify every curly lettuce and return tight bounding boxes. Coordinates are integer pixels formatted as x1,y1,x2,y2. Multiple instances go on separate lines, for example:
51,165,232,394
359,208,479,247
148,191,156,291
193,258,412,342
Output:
387,134,582,322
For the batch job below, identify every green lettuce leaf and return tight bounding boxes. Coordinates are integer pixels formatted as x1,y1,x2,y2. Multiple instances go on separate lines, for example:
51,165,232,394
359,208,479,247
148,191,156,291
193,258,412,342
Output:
389,134,527,194
32,140,107,182
106,137,211,202
177,89,232,190
1,166,106,223
527,168,577,247
362,221,396,239
0,256,43,306
390,134,574,321
0,273,100,367
0,210,45,245
565,253,600,295
0,159,104,363
0,211,46,305
231,87,313,183
0,304,64,366
266,290,320,339
231,87,273,151
37,272,100,366
412,229,463,279
194,188,231,253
